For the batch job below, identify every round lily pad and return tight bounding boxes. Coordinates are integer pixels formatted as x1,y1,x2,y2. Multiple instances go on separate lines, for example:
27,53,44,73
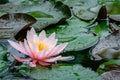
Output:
26,64,100,80
46,18,99,52
0,13,36,39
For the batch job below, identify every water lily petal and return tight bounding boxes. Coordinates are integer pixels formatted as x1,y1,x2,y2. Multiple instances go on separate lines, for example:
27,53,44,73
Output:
8,40,28,55
39,30,46,41
55,43,68,54
49,39,58,49
31,43,40,59
12,55,30,62
43,56,62,62
27,31,40,58
48,32,55,40
38,61,51,66
39,49,47,59
47,32,58,48
30,60,37,67
47,43,68,57
26,31,33,44
29,27,36,37
26,28,37,51
57,56,74,61
27,28,36,42
23,39,33,58
44,56,74,62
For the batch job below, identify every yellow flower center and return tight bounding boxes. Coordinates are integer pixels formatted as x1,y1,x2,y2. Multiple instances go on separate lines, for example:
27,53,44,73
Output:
34,41,49,52
38,42,49,51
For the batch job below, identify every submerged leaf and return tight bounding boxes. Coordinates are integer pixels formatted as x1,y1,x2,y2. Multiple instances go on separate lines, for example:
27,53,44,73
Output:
92,30,120,60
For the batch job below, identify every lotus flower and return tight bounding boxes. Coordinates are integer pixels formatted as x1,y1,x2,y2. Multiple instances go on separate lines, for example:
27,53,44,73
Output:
8,28,73,67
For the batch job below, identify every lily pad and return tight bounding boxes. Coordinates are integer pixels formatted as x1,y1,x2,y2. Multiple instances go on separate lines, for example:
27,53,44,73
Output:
0,44,7,60
90,21,110,38
97,59,120,74
91,30,120,60
0,0,71,31
0,60,7,73
0,45,8,73
26,64,100,80
109,15,120,23
69,0,98,21
46,18,98,52
56,0,120,21
0,13,36,38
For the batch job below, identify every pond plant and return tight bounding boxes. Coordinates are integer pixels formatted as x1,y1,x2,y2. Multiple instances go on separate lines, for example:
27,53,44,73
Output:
0,0,120,80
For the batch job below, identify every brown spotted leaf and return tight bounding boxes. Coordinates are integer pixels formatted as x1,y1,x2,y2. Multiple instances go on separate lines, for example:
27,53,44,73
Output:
0,13,36,39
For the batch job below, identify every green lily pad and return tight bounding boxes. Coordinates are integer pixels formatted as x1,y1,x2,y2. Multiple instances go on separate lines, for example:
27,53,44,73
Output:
0,60,7,73
56,0,120,21
26,64,100,80
91,21,110,38
0,44,7,60
97,59,120,74
46,18,98,52
27,11,53,18
55,0,99,21
0,0,71,31
0,45,8,73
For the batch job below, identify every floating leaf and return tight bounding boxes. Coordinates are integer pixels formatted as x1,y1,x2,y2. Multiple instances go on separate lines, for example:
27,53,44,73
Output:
26,64,100,80
106,1,120,14
0,60,7,73
71,0,98,21
0,45,8,73
92,30,120,60
101,70,120,80
27,11,53,18
90,21,110,38
46,18,98,52
0,13,36,39
109,15,120,23
87,5,110,38
0,44,7,60
0,0,71,31
97,59,120,74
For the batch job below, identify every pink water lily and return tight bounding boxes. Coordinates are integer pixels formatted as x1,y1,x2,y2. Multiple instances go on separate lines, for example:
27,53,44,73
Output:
8,28,73,67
